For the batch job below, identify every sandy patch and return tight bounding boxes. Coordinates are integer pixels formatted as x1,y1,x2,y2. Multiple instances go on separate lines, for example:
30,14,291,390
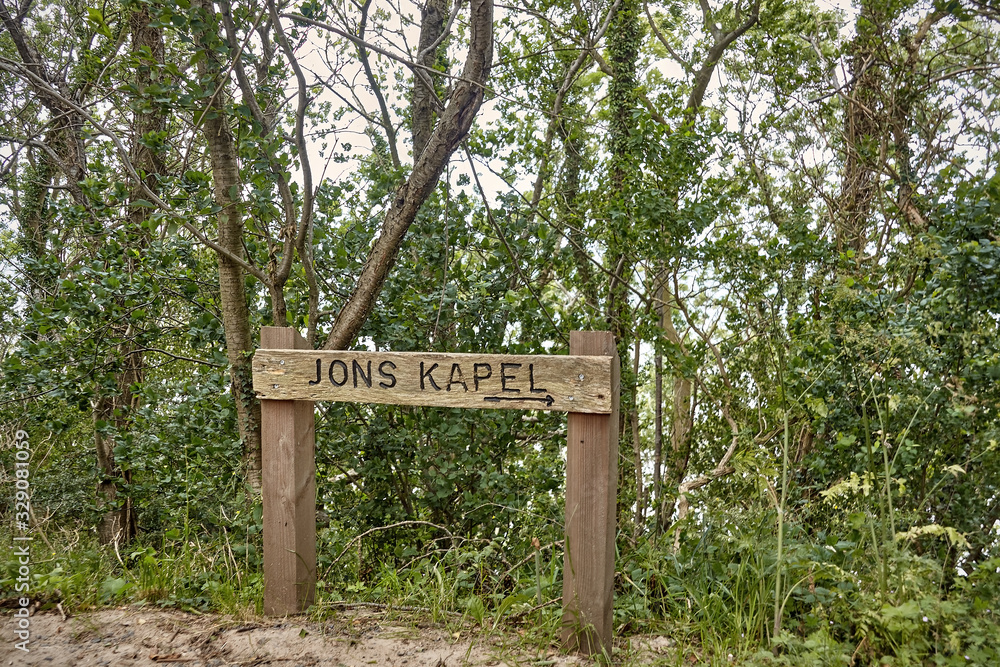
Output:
0,607,603,667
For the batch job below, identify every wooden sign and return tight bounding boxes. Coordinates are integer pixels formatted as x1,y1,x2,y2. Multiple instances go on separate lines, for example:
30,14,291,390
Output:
256,328,620,657
252,350,613,414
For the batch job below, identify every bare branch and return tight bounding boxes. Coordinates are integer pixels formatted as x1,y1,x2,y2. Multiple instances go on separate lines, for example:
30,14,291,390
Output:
283,12,478,85
268,0,316,286
219,0,269,128
644,0,694,75
329,521,456,568
686,0,760,114
357,0,402,168
528,0,622,212
323,0,494,350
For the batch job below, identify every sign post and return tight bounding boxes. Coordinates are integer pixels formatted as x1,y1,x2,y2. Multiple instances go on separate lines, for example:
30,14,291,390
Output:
561,331,619,655
253,330,619,655
260,327,316,616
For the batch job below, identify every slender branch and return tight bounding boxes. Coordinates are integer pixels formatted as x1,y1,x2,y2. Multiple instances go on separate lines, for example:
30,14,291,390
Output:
528,0,622,213
0,132,64,178
322,601,463,616
328,520,456,567
474,152,653,306
219,0,269,128
464,144,569,346
417,0,462,62
0,58,272,284
129,348,225,368
219,0,297,280
269,0,315,284
644,0,693,74
282,12,483,87
671,271,732,391
355,0,401,168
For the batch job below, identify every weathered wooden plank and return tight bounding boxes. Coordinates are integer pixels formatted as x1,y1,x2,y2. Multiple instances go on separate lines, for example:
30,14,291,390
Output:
562,331,619,656
252,350,613,414
261,327,316,616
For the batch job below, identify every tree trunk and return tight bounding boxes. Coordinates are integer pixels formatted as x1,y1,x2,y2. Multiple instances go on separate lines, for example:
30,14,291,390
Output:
15,153,57,314
631,337,644,536
94,333,142,545
604,0,639,345
658,297,694,535
94,1,169,546
557,120,600,311
654,1,757,536
192,0,262,493
605,0,640,526
323,0,493,351
838,4,884,260
412,0,449,160
653,279,664,534
95,394,134,545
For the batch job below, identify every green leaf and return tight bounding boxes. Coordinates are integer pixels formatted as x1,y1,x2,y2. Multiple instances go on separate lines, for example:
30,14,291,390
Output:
86,8,112,38
804,395,828,418
100,577,131,599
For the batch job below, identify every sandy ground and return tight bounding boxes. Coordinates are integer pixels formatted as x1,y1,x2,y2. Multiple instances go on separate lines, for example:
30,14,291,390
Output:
0,607,676,666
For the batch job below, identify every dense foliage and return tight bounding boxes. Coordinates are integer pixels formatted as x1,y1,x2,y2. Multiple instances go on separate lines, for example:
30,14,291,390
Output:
1,0,999,663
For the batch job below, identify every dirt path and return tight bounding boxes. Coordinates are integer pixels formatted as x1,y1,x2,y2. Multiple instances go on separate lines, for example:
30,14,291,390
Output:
0,607,675,666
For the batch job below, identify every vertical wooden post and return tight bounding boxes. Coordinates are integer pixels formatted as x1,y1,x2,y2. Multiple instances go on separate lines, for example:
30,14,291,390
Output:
260,326,316,615
562,330,619,656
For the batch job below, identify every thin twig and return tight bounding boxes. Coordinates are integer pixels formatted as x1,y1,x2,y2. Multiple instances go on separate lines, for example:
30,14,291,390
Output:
509,596,561,620
463,145,569,347
328,520,456,569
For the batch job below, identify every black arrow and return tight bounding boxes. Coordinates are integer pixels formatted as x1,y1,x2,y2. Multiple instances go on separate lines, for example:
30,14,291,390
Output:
484,394,555,407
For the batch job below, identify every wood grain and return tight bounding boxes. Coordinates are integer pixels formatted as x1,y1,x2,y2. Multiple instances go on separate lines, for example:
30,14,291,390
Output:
561,331,619,656
253,350,613,414
261,327,316,616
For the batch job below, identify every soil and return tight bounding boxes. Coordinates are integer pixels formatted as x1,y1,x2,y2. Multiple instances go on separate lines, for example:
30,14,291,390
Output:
0,607,676,666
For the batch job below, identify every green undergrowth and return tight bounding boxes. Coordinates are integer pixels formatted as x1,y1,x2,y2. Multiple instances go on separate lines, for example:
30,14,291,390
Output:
0,522,263,615
2,516,999,666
